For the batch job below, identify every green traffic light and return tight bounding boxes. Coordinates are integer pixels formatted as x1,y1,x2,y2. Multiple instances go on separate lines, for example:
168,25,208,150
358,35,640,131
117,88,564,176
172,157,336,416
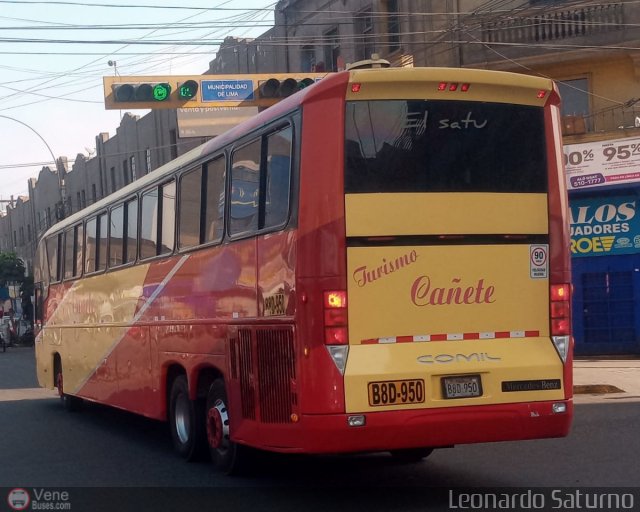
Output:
178,80,199,100
152,83,171,101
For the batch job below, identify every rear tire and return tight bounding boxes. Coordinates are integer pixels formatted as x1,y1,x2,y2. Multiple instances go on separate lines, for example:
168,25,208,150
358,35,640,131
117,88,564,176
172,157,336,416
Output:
206,379,253,475
169,375,206,461
54,360,83,412
389,447,434,462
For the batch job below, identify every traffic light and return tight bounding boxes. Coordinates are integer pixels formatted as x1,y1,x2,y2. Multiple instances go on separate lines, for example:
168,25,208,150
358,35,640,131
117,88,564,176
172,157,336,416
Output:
178,80,199,100
104,73,327,109
258,77,316,98
112,82,172,103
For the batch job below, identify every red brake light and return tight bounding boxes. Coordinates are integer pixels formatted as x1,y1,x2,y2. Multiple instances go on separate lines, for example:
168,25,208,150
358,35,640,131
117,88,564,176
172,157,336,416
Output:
437,82,447,91
550,284,571,336
461,83,470,92
449,83,459,91
351,83,362,93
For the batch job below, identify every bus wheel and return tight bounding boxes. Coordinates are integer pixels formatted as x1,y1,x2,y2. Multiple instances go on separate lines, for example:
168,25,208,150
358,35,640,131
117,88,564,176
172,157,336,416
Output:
389,447,434,462
206,379,251,475
169,375,206,461
54,363,82,412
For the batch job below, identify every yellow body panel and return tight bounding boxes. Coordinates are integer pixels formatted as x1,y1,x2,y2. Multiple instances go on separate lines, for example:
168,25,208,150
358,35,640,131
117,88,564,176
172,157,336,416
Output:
345,193,548,236
347,244,549,344
344,339,565,412
36,264,149,392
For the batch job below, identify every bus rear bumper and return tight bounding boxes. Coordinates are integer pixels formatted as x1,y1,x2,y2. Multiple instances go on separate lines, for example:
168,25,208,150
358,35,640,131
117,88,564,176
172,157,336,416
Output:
293,400,573,454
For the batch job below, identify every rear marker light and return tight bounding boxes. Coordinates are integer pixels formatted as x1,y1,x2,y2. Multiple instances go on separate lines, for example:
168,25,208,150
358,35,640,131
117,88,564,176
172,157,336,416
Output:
449,83,459,91
351,83,362,93
537,90,547,99
461,83,470,92
437,82,447,91
327,345,349,375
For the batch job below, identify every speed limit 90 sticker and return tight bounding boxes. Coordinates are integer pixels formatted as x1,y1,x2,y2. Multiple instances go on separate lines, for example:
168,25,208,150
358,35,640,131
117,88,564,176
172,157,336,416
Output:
530,244,548,279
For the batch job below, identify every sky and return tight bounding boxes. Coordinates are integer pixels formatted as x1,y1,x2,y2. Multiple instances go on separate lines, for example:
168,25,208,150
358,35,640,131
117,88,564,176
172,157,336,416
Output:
0,0,277,205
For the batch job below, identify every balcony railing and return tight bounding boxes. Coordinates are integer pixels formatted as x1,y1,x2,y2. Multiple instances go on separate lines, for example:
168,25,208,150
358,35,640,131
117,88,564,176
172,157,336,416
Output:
482,3,623,44
562,99,640,136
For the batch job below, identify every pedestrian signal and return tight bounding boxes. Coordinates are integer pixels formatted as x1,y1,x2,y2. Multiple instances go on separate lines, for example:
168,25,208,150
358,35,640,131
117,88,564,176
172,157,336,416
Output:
178,80,199,100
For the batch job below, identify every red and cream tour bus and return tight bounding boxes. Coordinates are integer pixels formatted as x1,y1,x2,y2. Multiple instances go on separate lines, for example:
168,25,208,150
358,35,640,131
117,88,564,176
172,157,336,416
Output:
35,66,573,474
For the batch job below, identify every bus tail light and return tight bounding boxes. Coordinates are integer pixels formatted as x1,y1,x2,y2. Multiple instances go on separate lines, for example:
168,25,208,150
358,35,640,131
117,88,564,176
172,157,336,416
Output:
550,284,571,363
324,290,349,374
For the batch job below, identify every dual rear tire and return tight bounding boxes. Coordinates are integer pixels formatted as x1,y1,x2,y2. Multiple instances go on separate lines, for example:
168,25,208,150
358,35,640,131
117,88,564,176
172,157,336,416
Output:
169,376,250,474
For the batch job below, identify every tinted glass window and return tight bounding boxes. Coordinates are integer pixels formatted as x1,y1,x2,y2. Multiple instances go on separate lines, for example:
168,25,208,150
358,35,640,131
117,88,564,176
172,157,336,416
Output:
345,100,547,193
179,168,202,249
97,213,108,272
46,234,61,282
205,157,226,243
85,218,97,273
109,205,124,267
64,228,75,279
74,224,83,277
230,139,261,235
265,127,292,228
160,181,176,255
140,189,158,259
125,198,138,264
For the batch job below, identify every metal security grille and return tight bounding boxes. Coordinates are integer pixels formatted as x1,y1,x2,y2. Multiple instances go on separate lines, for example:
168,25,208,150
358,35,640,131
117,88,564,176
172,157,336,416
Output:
231,329,256,420
582,271,636,345
256,329,296,424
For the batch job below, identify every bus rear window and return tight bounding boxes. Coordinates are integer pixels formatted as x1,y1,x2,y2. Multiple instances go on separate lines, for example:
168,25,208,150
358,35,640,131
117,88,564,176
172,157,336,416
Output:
345,100,547,193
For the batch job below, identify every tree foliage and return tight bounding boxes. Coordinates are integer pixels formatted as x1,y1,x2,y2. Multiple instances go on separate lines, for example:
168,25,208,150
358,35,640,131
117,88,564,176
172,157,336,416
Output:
0,252,26,288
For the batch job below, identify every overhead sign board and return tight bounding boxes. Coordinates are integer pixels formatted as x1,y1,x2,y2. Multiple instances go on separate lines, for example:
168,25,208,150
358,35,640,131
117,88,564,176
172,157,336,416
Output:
103,73,327,110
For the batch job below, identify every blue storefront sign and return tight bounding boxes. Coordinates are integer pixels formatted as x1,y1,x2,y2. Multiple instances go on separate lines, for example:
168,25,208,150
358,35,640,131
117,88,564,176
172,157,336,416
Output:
570,195,640,257
201,80,255,102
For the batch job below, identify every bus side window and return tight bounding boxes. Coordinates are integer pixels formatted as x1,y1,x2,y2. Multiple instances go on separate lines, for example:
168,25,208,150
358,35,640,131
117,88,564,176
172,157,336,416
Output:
124,198,138,264
160,180,176,255
63,227,75,280
97,213,108,272
264,126,292,229
204,156,226,243
85,217,97,273
230,139,261,236
109,204,125,267
178,167,202,249
140,188,158,259
46,233,62,283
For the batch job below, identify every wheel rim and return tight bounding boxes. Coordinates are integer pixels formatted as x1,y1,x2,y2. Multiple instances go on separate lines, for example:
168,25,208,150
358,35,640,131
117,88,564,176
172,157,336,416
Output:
207,399,229,451
174,393,191,445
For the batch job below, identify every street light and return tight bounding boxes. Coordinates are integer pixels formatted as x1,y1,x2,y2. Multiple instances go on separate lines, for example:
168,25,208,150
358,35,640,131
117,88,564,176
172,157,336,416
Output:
0,114,57,168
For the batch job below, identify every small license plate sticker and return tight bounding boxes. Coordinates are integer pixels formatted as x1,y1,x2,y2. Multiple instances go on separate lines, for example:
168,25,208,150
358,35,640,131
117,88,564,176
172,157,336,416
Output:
368,379,425,407
442,375,483,399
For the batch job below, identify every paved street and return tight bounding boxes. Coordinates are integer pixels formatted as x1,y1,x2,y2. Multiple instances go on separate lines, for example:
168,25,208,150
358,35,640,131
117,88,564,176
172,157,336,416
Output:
1,346,639,510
